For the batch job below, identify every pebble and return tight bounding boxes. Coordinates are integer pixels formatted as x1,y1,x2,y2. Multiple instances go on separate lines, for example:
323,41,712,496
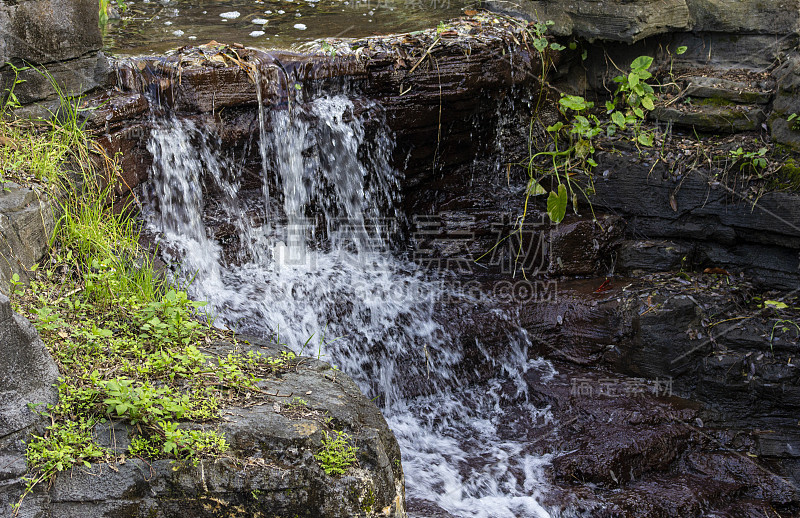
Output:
172,30,184,36
219,11,240,19
250,30,266,37
252,18,269,24
293,23,307,30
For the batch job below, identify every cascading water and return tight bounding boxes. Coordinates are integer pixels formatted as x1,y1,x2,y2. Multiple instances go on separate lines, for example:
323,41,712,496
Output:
143,93,559,518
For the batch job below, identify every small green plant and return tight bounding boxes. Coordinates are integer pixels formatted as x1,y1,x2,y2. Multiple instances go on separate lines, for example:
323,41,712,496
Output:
788,112,800,131
314,430,358,476
320,41,336,58
98,0,127,26
286,397,308,410
518,53,659,229
730,146,768,175
769,318,800,352
607,55,657,146
1,62,29,116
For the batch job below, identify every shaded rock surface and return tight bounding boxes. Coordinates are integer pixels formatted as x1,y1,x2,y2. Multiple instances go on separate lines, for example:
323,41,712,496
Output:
0,0,108,106
0,183,55,293
591,147,800,290
489,0,800,43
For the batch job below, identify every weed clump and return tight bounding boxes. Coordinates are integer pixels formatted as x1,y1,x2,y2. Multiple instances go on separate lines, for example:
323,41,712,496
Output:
314,430,358,477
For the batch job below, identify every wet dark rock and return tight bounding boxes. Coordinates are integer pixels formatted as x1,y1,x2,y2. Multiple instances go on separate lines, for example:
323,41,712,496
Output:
488,0,692,43
591,151,800,290
518,358,797,516
10,338,405,518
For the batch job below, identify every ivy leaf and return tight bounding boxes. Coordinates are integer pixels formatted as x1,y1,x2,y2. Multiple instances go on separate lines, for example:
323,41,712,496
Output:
611,111,626,128
630,55,654,71
637,132,654,146
546,184,568,223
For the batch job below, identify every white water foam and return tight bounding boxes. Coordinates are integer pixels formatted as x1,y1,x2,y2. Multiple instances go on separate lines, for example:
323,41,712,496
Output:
143,93,558,517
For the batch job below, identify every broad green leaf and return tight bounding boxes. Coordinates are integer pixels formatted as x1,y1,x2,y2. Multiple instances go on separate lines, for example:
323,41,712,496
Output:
637,132,654,146
676,46,688,55
611,111,626,128
630,55,654,71
628,72,639,87
641,96,655,111
546,184,568,223
765,300,788,309
575,139,592,158
559,94,592,112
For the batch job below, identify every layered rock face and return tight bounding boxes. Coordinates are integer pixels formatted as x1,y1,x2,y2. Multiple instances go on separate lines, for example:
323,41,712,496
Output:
489,0,800,43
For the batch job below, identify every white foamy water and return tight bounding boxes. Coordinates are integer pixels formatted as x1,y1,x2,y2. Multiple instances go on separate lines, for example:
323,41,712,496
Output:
143,93,558,517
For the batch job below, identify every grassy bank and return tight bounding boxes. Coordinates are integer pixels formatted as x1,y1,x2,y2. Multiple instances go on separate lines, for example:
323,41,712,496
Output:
1,94,301,514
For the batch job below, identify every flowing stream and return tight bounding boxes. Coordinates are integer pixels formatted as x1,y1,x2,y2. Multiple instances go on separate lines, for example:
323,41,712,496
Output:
142,93,558,517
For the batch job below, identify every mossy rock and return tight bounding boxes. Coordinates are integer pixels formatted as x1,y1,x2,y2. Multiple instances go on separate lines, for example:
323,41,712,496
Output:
650,104,766,132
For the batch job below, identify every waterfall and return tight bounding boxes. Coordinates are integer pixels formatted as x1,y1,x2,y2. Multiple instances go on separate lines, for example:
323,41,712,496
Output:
143,93,557,518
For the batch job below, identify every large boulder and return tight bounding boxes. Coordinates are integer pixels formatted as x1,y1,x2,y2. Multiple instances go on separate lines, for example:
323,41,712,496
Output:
7,339,406,518
0,292,59,517
0,0,108,105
